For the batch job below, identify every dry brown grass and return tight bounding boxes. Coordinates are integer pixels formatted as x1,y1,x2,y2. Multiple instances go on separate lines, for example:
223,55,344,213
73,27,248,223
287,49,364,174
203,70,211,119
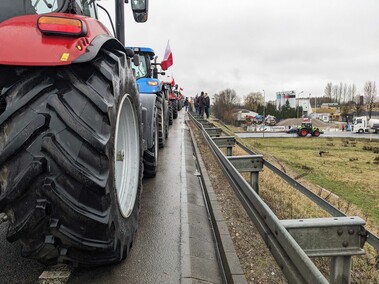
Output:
212,121,379,282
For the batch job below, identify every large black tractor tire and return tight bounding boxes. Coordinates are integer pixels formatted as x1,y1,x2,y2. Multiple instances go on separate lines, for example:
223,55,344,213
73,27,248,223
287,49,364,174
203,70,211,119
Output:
171,100,178,119
297,128,308,137
165,107,169,139
168,105,173,125
312,130,320,137
156,93,166,148
0,48,143,266
177,100,182,111
143,106,159,178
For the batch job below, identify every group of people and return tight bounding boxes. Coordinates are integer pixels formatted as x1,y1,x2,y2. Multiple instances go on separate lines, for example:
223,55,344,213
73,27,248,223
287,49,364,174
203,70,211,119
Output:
194,92,210,118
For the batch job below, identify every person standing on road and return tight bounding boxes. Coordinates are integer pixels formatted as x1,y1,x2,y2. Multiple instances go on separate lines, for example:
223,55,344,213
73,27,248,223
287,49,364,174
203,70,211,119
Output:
194,95,199,114
184,97,189,112
204,92,210,118
198,92,206,117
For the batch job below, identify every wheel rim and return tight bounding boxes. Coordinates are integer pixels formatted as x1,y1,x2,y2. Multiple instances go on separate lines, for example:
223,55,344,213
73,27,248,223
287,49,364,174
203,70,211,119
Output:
154,110,159,162
114,95,140,218
301,129,307,136
161,107,165,142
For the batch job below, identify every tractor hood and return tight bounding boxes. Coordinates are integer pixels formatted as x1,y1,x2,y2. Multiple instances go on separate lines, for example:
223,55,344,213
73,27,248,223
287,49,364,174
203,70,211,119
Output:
0,14,111,66
136,78,161,94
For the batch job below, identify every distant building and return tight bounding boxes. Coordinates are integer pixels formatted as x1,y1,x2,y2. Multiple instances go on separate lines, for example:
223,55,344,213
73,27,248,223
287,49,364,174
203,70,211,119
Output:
276,91,296,110
297,98,312,116
310,113,330,122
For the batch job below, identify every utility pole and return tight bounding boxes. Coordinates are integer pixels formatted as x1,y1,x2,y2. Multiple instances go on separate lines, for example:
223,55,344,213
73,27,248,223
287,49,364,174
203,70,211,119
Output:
262,89,265,138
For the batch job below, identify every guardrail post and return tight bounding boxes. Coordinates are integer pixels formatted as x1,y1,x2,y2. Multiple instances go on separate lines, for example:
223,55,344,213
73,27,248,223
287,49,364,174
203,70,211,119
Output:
281,216,367,284
212,137,236,156
201,122,215,128
250,172,259,195
204,128,222,137
330,256,352,284
227,155,264,194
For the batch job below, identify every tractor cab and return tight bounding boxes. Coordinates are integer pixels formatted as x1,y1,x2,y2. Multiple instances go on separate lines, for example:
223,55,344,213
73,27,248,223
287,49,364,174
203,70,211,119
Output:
130,47,155,79
301,122,313,131
130,47,160,93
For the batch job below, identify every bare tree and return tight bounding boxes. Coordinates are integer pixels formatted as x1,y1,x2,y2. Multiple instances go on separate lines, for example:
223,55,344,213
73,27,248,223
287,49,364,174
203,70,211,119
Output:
332,85,338,102
337,82,343,104
352,84,357,98
324,82,333,101
342,83,348,103
339,83,358,123
213,88,240,124
353,94,364,117
244,92,264,112
364,81,377,119
347,85,352,102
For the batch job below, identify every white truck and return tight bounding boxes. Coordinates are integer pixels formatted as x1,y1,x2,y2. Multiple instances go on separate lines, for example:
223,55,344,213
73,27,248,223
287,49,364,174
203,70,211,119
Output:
352,116,379,133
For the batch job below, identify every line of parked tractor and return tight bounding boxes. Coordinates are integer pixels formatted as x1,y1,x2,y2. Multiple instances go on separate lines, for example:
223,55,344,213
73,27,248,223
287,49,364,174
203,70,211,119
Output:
130,47,185,178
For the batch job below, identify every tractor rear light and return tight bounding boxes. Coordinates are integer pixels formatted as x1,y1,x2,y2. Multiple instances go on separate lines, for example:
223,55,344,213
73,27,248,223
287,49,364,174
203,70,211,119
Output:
38,16,87,37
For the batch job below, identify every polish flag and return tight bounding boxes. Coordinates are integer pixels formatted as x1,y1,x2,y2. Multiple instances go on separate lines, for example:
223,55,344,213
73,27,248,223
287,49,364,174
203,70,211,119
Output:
161,41,173,71
171,77,175,87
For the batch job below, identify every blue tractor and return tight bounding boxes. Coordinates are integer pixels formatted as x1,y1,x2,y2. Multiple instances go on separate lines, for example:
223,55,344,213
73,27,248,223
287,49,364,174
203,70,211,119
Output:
130,47,169,177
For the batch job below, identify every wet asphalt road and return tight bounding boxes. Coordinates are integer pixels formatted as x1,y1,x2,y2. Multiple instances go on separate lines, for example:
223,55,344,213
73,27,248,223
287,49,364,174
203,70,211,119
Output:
0,225,45,284
0,111,191,284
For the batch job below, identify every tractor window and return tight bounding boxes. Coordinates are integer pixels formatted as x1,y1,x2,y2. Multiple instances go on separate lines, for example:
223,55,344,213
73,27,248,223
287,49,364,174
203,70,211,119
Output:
0,0,64,22
75,0,98,18
132,55,149,79
32,0,62,14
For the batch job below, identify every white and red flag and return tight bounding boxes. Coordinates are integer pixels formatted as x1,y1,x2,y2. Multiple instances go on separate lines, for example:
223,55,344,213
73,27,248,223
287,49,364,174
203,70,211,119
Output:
161,41,173,71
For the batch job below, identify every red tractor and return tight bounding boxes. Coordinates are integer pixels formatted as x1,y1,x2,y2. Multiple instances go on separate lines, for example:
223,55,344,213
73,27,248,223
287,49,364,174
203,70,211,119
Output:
0,0,148,266
162,81,177,123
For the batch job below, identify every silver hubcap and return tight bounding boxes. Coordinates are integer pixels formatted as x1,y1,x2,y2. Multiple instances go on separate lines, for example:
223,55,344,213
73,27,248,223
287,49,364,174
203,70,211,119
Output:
114,95,140,218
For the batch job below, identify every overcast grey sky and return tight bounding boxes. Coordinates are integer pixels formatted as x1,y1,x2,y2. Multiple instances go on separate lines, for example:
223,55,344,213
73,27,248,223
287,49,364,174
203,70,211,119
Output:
101,0,379,102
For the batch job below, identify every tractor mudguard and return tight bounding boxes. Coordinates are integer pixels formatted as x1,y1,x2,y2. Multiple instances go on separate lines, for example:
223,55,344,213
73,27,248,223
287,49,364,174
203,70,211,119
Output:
0,14,117,66
139,93,157,149
136,78,161,94
74,34,134,63
141,106,148,151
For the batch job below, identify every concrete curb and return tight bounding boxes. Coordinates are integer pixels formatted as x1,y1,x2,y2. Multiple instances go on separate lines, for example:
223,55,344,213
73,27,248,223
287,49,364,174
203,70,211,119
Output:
186,119,247,284
181,120,224,283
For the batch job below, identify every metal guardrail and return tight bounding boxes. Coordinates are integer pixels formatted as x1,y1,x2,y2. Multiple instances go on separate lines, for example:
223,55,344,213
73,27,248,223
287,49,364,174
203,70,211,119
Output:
214,118,379,252
230,126,379,253
188,113,371,284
